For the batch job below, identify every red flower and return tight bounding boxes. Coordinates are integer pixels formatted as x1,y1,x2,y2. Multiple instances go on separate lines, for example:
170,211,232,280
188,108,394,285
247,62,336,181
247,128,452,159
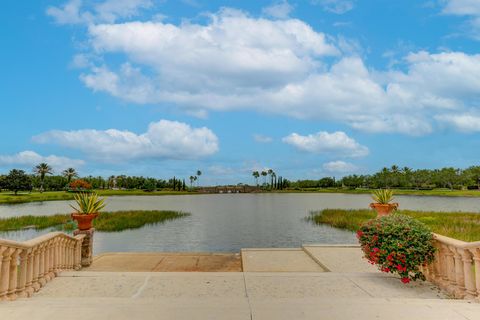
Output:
356,230,364,238
401,277,410,284
373,247,380,253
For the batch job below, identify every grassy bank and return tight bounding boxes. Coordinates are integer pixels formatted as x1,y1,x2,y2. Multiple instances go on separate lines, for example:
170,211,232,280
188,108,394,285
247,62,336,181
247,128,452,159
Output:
0,210,190,233
309,209,480,242
276,188,480,197
0,190,194,204
1,188,480,205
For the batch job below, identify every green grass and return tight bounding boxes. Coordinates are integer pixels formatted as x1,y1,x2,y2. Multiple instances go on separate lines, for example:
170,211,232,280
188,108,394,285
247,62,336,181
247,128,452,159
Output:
0,210,190,233
309,209,480,242
1,188,480,205
0,190,195,204
277,188,480,197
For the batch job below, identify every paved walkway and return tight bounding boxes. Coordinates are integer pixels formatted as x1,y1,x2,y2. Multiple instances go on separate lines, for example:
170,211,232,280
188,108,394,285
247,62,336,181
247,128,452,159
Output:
85,252,242,272
1,246,479,319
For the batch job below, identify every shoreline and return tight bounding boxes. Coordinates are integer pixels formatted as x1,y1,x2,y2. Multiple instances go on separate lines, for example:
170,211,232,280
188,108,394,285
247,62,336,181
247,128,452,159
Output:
1,188,480,205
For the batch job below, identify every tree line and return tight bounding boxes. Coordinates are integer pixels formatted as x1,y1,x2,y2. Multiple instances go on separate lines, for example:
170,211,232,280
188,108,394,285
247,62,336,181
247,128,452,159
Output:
0,163,205,194
290,165,480,190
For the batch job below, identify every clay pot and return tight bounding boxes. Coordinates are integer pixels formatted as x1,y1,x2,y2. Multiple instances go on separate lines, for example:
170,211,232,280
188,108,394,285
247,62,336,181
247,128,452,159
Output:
369,203,398,217
71,213,98,231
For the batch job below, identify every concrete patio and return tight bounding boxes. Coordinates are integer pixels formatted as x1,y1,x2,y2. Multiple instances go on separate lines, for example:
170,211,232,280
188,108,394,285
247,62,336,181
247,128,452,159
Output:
1,245,479,319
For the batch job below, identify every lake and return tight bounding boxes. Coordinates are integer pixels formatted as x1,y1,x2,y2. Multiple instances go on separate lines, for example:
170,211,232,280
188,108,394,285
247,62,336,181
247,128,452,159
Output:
0,193,479,254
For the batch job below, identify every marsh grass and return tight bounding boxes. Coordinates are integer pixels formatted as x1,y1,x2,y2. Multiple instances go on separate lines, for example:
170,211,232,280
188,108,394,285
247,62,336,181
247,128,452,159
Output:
0,210,190,233
309,209,480,242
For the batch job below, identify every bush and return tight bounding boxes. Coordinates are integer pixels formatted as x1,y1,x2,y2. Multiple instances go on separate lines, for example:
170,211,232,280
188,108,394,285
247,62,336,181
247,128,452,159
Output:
357,214,436,283
69,179,92,191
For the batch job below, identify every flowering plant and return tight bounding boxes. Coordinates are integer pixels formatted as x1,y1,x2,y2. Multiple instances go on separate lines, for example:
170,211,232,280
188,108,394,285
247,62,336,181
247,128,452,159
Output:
69,179,92,191
357,214,436,283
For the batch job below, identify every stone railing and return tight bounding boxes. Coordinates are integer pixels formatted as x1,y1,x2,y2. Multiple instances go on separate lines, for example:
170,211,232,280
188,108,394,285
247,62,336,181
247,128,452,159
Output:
421,234,480,300
0,232,86,301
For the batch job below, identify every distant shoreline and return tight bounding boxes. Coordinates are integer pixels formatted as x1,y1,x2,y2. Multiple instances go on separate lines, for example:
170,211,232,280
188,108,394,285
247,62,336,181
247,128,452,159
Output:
1,187,480,205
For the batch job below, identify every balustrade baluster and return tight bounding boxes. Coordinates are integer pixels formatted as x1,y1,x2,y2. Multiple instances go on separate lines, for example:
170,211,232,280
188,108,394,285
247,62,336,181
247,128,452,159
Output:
24,249,34,297
7,248,21,300
32,246,41,292
452,247,466,298
0,247,14,301
472,248,480,300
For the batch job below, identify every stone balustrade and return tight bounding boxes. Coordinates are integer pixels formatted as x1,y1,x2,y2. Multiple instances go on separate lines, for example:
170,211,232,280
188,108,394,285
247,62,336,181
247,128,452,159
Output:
421,234,480,300
0,232,86,301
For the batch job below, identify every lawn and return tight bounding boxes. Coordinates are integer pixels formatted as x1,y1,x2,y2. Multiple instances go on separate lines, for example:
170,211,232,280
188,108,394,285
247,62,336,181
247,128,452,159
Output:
0,190,194,204
309,209,480,242
0,210,190,233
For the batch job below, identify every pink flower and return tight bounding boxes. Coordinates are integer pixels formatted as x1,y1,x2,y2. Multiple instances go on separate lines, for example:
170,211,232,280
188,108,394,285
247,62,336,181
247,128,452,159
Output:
401,277,410,284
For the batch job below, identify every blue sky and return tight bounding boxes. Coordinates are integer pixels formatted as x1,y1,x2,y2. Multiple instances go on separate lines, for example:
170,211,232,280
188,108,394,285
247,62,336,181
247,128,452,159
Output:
1,0,480,185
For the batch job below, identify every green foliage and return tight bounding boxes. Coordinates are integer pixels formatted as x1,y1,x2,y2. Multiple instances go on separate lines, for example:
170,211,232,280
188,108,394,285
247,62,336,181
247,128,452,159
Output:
93,210,190,232
70,192,106,214
310,209,480,242
357,215,436,283
5,169,32,195
371,189,394,204
0,210,189,232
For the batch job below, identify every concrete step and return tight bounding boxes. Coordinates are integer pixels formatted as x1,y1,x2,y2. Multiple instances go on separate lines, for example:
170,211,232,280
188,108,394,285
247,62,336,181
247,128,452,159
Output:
241,248,325,272
1,296,479,320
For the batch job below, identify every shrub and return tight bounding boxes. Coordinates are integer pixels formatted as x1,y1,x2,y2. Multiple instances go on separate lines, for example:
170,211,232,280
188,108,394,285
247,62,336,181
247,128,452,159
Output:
69,179,92,191
357,214,436,283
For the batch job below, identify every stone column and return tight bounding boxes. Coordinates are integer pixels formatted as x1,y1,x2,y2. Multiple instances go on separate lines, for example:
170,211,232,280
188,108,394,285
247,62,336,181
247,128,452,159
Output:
73,229,94,267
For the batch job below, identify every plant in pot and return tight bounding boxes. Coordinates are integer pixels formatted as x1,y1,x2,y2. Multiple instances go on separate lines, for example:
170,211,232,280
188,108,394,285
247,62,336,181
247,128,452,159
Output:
357,214,436,283
70,192,106,231
370,189,398,217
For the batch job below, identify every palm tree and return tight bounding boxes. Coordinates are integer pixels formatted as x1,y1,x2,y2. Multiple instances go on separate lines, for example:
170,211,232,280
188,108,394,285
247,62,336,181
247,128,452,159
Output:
62,168,78,186
261,171,268,186
189,176,196,188
252,171,260,186
196,170,202,186
34,163,53,193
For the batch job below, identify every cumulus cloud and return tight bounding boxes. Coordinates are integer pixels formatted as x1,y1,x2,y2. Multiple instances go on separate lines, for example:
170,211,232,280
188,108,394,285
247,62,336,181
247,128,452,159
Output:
47,0,153,25
323,160,357,173
262,0,294,19
435,113,480,132
253,134,273,143
49,6,480,135
0,151,85,172
311,0,355,14
282,131,369,157
33,120,219,162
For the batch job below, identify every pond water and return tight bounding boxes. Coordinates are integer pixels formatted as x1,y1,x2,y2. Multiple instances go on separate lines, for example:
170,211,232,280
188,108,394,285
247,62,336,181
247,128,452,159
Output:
0,193,479,254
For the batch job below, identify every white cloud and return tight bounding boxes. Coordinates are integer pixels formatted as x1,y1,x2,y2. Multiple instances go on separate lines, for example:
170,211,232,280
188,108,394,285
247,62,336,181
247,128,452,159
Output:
51,7,480,135
442,0,480,39
323,160,357,173
47,0,153,25
443,0,480,15
263,1,294,19
253,134,273,143
33,120,219,162
311,0,355,14
282,131,369,157
435,113,480,132
0,151,85,172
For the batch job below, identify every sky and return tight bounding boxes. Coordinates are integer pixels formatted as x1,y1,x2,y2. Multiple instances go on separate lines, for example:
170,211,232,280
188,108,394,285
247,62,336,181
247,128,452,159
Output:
1,0,480,185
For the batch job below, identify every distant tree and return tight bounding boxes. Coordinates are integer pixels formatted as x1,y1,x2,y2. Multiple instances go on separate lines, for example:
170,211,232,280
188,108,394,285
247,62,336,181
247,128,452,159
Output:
5,169,32,195
189,176,195,188
196,170,202,186
261,171,267,186
62,168,78,186
34,163,53,193
252,171,260,186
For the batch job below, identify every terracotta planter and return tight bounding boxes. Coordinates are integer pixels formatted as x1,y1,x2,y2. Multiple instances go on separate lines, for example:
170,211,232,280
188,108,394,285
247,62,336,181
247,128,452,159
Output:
71,213,98,231
369,203,398,217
